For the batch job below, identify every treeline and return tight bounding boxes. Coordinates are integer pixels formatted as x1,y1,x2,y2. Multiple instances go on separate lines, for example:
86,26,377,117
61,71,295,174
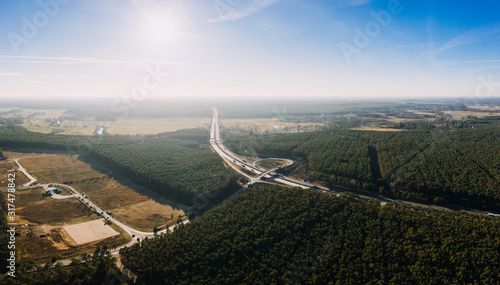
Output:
89,130,240,208
120,185,500,284
0,254,120,284
0,146,5,159
0,126,239,208
225,124,500,210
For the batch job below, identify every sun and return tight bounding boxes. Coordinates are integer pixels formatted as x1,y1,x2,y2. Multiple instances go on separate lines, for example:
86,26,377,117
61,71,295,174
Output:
144,15,179,45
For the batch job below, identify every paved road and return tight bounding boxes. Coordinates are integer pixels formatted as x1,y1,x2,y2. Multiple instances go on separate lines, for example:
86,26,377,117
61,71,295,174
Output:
210,108,308,188
11,160,189,267
209,108,489,217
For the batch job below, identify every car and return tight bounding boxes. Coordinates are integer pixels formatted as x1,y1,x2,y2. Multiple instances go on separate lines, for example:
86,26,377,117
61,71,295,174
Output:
82,193,85,196
132,234,135,238
85,195,88,198
137,238,140,242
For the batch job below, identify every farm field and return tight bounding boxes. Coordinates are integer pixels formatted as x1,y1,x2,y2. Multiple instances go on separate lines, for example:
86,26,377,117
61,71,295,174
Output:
23,115,210,135
442,110,500,120
0,161,30,187
16,154,101,183
0,107,210,135
352,127,406,132
221,118,324,133
7,151,187,232
0,186,130,263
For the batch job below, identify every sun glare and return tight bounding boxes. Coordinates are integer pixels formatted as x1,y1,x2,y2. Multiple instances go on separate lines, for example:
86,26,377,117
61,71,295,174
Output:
144,15,179,45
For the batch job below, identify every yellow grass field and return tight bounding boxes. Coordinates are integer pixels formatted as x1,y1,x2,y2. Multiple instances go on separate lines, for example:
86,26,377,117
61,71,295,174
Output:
221,118,324,132
8,151,187,232
109,200,185,232
352,127,406,132
0,161,30,187
443,111,500,120
17,154,100,183
22,115,210,135
0,186,130,263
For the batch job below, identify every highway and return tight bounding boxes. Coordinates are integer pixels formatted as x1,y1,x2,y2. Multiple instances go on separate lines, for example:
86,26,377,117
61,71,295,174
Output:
209,107,488,216
210,107,310,188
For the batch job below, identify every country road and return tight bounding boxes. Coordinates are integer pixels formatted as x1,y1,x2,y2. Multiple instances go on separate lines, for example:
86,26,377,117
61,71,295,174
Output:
10,161,189,267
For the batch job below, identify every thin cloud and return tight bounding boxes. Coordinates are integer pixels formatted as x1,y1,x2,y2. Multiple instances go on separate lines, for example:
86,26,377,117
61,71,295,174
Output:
0,73,26,77
434,59,500,67
434,23,500,55
0,55,191,66
338,0,370,7
392,43,437,50
210,0,281,23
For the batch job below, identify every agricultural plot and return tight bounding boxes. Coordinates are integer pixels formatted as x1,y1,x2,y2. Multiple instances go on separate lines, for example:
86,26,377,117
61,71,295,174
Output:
0,161,30,187
8,151,187,232
64,219,119,245
22,115,210,135
221,118,324,133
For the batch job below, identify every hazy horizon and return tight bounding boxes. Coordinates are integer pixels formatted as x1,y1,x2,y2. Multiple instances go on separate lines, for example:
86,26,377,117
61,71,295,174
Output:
1,0,500,101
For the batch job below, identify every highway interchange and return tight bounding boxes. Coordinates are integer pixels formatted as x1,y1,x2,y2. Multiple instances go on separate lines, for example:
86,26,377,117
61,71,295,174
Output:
4,107,494,267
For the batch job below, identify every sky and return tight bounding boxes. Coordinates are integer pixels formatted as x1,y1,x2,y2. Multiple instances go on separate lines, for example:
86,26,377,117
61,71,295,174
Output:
1,0,500,101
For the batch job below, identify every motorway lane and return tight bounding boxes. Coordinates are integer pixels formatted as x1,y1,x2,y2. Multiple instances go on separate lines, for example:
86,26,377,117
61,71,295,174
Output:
209,108,489,216
210,108,308,188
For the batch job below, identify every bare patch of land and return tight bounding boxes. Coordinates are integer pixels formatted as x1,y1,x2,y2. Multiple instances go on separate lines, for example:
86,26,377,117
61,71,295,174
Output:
255,160,289,169
109,201,185,232
64,219,119,245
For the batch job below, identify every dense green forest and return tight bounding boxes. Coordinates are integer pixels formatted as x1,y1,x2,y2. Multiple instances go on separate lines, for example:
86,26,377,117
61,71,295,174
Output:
0,126,239,209
120,185,500,284
0,254,121,284
225,120,500,210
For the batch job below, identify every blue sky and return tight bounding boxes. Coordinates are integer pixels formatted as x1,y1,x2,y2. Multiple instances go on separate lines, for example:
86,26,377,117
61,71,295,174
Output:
1,0,500,100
